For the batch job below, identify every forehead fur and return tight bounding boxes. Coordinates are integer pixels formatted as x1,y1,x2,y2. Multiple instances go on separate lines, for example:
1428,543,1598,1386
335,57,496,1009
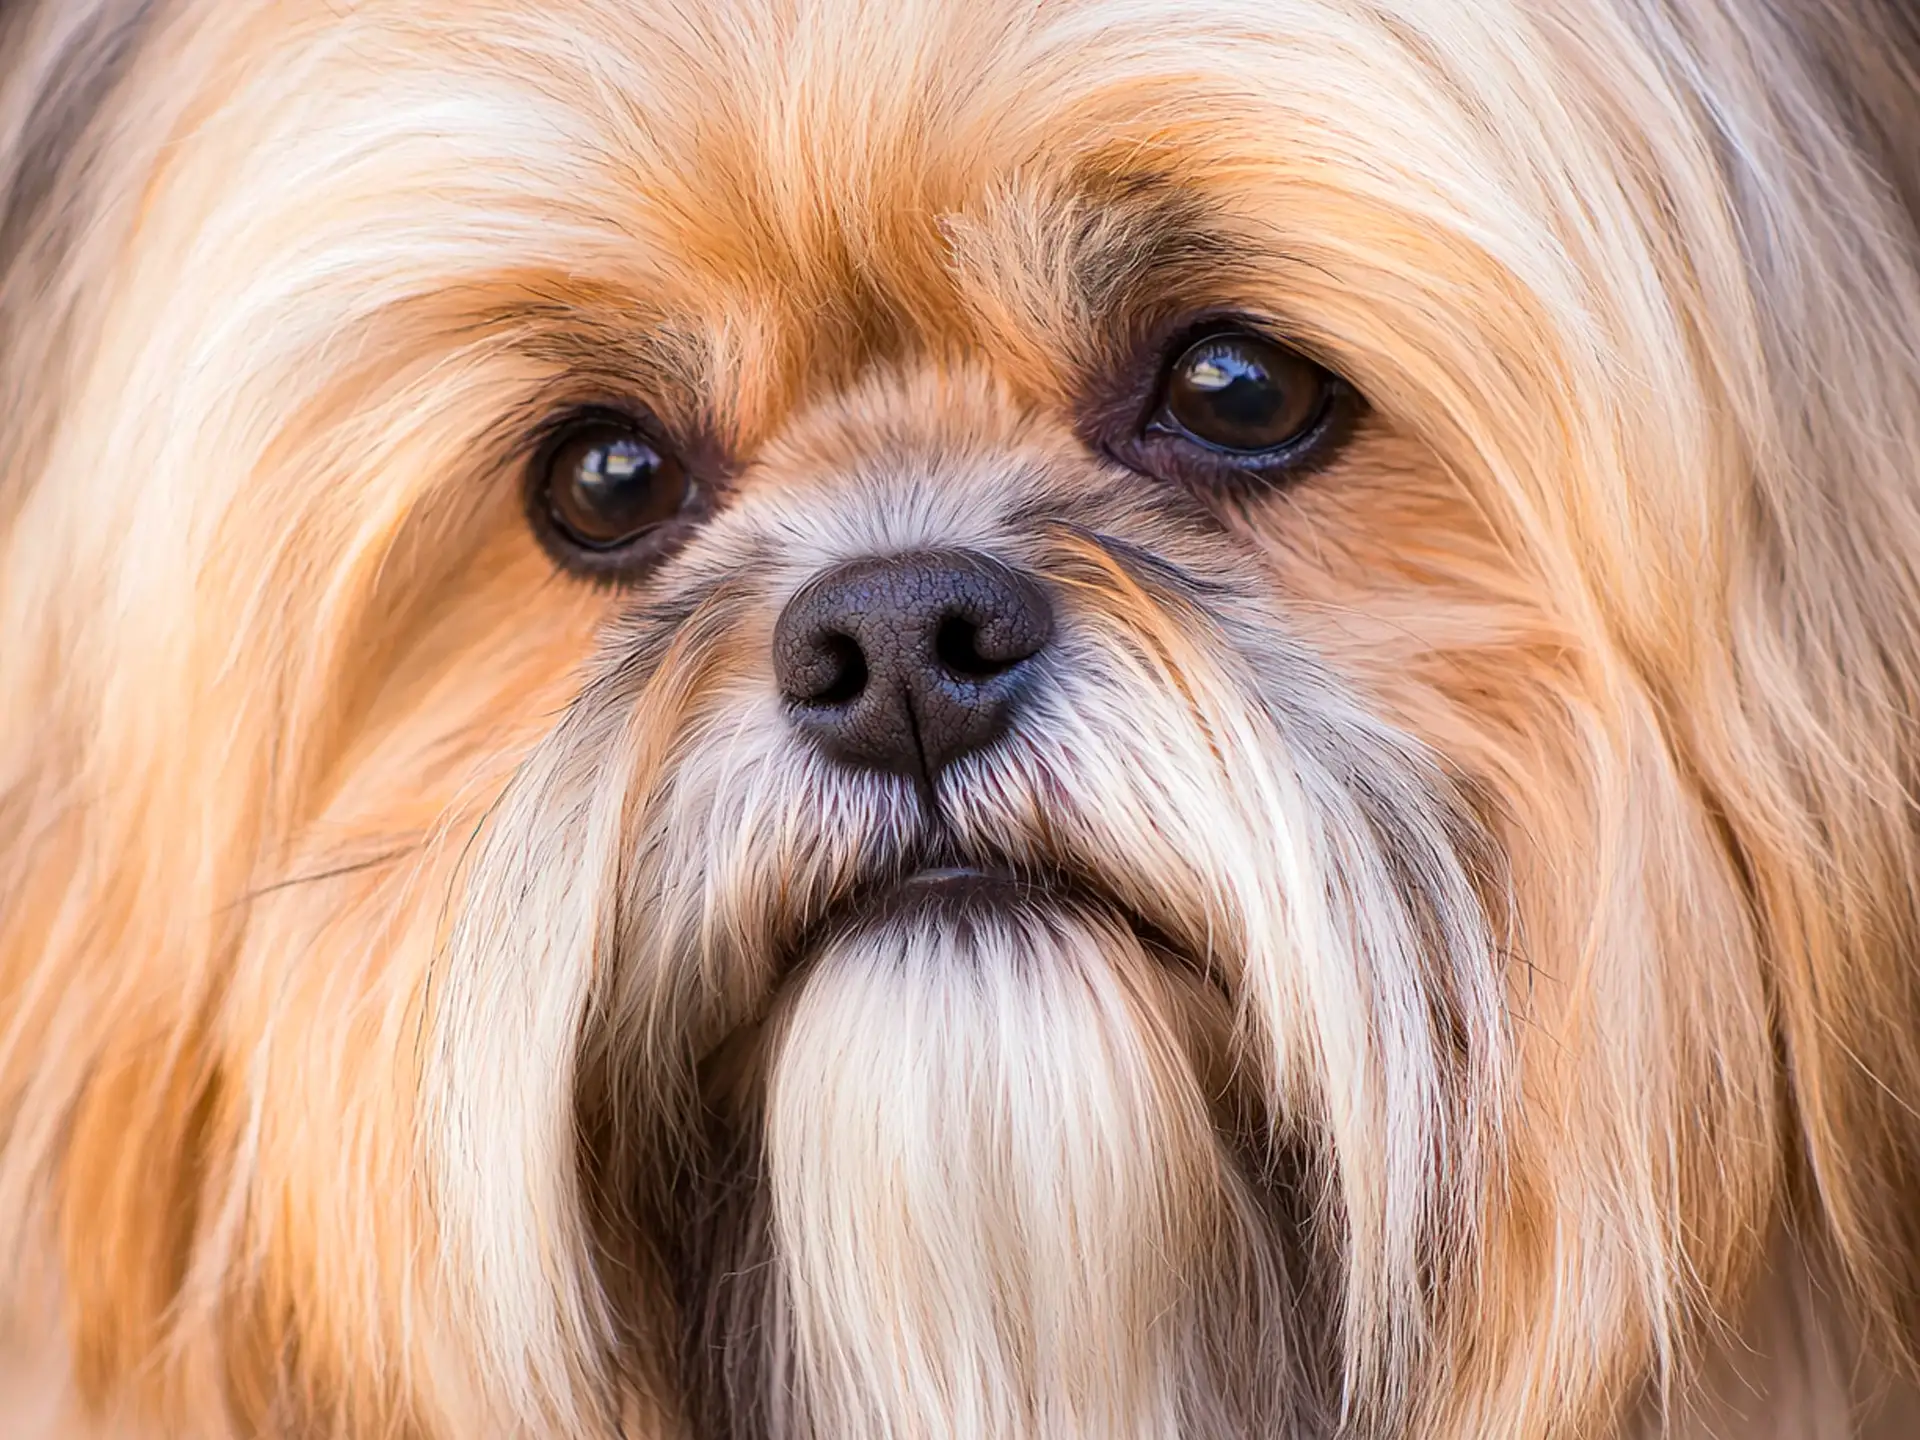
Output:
132,0,1625,452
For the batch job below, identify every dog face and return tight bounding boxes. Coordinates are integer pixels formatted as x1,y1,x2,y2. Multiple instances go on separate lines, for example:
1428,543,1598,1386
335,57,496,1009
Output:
4,1,1920,1436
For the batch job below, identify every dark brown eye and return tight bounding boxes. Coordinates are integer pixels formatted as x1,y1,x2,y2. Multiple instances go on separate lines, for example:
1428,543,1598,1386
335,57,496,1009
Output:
541,417,693,552
1155,332,1334,455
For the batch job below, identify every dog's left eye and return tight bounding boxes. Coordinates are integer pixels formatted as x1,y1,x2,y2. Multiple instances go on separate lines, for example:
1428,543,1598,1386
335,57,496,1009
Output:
1150,331,1337,460
1158,334,1328,450
1109,325,1354,487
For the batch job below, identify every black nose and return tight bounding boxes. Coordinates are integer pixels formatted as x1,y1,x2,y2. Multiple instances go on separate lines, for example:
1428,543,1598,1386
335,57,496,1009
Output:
773,551,1053,782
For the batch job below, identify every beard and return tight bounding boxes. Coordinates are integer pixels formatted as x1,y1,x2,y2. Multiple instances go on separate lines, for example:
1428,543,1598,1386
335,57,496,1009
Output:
692,892,1304,1440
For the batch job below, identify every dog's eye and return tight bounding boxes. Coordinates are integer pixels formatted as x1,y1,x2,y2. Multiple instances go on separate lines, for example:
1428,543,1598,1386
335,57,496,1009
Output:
539,414,695,555
1105,324,1356,488
1152,332,1335,458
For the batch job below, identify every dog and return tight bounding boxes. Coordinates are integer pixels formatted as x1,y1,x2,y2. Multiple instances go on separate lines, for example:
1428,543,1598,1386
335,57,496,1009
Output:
4,0,1920,1435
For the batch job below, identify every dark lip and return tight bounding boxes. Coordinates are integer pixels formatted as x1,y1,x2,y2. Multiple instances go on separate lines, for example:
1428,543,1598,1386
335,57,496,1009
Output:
895,864,1023,894
801,863,1049,946
777,857,1206,992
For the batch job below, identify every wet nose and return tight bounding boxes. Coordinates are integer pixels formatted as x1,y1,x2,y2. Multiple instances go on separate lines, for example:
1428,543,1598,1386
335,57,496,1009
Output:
772,551,1053,783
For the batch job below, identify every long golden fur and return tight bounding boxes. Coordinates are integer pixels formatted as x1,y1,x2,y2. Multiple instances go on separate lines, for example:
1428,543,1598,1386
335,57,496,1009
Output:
3,0,1920,1435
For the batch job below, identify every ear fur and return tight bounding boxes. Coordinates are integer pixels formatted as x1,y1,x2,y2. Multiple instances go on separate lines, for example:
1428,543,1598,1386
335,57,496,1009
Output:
1648,0,1920,1370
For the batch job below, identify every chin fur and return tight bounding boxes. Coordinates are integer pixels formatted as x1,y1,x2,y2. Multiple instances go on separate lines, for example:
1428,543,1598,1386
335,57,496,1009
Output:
3,1,1920,1437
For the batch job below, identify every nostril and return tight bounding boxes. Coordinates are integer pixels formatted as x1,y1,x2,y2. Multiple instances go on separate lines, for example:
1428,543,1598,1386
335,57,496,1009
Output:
934,616,1013,680
801,632,868,706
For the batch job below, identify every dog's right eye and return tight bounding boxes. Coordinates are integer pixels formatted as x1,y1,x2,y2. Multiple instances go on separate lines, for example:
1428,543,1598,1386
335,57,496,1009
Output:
529,410,703,576
544,418,691,548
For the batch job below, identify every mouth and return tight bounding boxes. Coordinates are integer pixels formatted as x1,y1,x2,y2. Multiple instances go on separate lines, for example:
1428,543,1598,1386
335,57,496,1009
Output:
893,862,1029,900
784,853,1209,993
898,862,1004,886
796,860,1052,947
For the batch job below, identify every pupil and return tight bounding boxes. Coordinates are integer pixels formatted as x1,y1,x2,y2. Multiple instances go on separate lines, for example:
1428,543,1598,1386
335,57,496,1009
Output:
579,440,654,516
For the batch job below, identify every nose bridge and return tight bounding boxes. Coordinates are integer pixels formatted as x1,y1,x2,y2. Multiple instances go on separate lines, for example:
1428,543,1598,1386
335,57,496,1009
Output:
723,352,1087,580
746,463,1028,580
772,550,1054,784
